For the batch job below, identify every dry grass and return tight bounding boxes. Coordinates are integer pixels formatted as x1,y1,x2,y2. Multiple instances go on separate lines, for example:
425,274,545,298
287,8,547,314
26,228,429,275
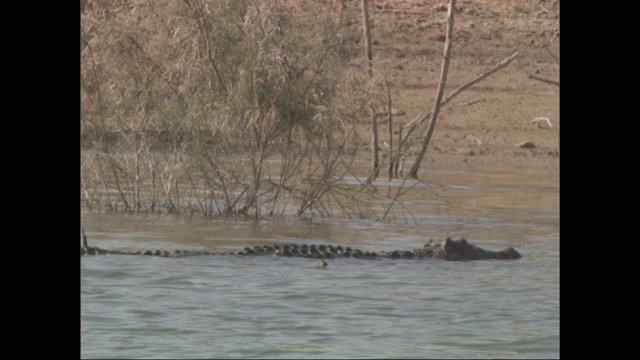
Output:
81,0,560,220
81,0,429,220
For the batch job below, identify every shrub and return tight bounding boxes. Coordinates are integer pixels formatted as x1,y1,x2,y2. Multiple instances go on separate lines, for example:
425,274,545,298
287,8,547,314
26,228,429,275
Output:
81,0,409,220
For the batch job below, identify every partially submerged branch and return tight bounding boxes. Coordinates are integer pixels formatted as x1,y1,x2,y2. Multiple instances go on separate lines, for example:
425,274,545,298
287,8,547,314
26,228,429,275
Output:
361,0,379,177
407,0,456,178
385,78,394,179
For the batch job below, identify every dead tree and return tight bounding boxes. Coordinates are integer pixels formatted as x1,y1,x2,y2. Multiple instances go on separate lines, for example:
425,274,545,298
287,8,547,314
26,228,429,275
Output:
361,0,379,177
408,0,456,179
392,0,519,177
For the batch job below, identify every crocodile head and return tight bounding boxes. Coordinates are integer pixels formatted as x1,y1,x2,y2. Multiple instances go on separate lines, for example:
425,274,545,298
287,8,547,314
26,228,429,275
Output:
495,247,522,259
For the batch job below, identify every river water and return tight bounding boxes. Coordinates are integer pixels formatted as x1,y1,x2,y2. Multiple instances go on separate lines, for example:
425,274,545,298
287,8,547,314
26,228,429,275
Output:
81,164,559,359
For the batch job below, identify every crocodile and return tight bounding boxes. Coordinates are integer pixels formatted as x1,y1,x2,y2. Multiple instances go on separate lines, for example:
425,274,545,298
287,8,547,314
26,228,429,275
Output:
80,229,521,261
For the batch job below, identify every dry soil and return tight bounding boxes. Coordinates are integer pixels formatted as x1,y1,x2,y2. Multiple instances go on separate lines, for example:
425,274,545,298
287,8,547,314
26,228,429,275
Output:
330,0,560,171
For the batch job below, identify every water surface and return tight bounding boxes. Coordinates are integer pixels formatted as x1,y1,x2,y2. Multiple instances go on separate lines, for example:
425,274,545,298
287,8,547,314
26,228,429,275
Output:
81,165,559,359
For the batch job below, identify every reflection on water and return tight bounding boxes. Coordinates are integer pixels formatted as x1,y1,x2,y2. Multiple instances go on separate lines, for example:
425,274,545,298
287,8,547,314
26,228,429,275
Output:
81,165,559,359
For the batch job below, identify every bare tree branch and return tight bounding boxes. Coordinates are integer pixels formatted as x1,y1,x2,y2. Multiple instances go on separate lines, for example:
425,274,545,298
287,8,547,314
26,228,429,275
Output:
525,73,560,86
184,0,228,95
517,47,559,86
385,77,394,179
361,0,379,177
400,51,520,149
407,0,456,178
546,46,560,65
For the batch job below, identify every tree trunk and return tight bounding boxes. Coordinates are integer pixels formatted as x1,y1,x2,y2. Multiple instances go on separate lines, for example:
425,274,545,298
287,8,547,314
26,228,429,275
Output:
408,0,456,178
361,0,378,176
395,123,403,177
370,108,379,176
361,0,373,79
386,78,394,179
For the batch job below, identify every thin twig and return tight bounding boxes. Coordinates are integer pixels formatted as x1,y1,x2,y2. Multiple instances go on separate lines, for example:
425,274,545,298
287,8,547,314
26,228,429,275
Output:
546,46,560,65
525,72,560,86
458,98,484,107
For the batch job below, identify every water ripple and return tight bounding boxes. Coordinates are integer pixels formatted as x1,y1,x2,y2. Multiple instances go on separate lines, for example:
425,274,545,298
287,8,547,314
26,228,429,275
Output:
82,249,559,359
